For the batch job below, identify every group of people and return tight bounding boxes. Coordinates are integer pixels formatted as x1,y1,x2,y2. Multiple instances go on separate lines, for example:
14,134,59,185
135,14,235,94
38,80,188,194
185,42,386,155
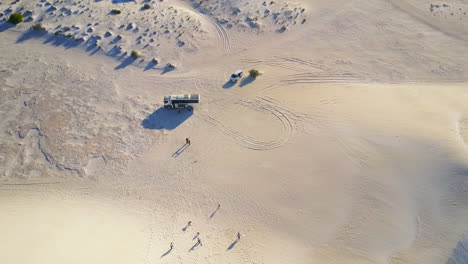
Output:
167,204,242,253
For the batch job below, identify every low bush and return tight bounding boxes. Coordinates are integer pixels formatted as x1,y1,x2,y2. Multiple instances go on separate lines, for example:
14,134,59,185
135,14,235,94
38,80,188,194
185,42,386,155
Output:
8,13,23,24
249,69,260,78
31,23,46,31
110,9,121,14
143,4,151,9
130,50,140,59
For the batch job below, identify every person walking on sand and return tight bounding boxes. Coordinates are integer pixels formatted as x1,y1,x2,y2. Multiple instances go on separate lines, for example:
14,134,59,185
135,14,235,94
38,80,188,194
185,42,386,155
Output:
170,242,173,250
186,138,190,145
217,204,220,210
187,221,192,227
197,237,202,246
237,232,241,240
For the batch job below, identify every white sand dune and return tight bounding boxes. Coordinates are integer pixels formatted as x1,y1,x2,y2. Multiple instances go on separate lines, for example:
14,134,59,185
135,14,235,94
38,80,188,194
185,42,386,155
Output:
1,0,468,263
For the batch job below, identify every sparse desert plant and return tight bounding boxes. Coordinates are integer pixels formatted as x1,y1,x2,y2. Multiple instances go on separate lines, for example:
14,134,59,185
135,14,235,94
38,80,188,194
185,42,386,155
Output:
62,26,71,31
8,13,23,24
249,69,260,78
143,3,151,9
31,23,46,31
110,9,121,15
130,50,140,59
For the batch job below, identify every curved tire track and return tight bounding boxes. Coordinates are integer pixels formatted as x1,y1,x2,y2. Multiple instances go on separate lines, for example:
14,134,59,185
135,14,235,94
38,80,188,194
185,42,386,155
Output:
210,20,232,52
188,5,232,53
200,97,298,150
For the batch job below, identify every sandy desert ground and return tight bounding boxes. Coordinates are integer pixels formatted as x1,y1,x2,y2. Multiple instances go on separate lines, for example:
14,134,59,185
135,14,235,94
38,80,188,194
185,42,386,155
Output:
1,0,468,263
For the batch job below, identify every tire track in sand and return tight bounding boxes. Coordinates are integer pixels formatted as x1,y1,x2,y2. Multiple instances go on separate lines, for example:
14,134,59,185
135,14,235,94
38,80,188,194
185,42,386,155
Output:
200,97,298,150
187,4,232,53
210,19,232,52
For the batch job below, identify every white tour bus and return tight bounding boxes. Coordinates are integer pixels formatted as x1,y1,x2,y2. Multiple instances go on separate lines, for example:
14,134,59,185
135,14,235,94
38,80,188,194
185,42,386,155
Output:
164,94,200,109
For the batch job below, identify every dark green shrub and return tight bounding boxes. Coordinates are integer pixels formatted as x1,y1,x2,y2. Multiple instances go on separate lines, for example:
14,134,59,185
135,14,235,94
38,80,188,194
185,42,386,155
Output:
110,9,121,14
130,50,140,59
143,4,151,9
249,69,260,78
8,13,23,24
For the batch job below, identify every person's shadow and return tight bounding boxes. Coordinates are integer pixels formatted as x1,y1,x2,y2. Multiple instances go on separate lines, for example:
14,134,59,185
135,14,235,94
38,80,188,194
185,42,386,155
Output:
172,143,189,158
160,247,172,258
188,241,201,252
227,239,238,251
181,222,191,232
209,207,220,219
142,107,192,130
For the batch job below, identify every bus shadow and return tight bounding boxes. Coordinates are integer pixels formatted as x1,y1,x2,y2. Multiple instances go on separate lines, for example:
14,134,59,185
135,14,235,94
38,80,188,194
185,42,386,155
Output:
142,107,192,130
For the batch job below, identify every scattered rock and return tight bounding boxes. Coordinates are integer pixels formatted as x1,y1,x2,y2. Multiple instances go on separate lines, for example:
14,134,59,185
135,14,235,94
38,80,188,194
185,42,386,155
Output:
127,23,135,30
151,58,158,64
104,31,112,37
278,25,287,32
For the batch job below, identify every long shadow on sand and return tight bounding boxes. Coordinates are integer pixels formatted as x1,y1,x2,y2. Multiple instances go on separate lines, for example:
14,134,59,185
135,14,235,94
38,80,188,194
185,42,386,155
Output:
16,30,48,43
114,56,136,70
16,29,85,50
142,107,192,130
227,240,238,251
239,76,255,87
222,80,236,89
112,0,134,3
43,35,81,49
446,235,468,264
0,22,15,33
160,248,172,258
172,143,189,158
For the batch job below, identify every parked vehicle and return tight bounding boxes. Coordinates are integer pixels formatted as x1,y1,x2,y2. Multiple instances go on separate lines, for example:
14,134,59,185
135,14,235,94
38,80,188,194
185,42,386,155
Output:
163,94,200,109
230,70,243,82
